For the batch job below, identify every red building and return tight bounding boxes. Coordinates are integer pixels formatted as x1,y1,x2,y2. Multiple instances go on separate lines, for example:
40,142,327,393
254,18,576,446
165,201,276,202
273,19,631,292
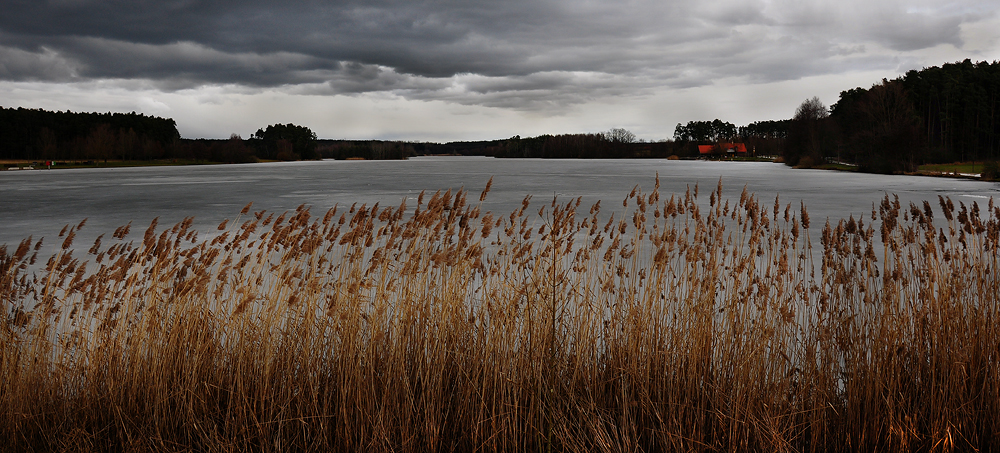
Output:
698,143,748,157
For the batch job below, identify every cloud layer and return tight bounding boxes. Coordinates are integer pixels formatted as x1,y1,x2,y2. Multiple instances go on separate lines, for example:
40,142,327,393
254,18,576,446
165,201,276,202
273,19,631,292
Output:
1,0,998,139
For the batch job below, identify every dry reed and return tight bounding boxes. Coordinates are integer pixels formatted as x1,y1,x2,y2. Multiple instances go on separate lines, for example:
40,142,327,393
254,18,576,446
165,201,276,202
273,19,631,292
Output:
1,177,998,452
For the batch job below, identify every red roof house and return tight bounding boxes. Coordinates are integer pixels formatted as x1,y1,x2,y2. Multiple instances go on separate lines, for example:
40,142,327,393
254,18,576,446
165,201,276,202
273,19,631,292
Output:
698,143,748,156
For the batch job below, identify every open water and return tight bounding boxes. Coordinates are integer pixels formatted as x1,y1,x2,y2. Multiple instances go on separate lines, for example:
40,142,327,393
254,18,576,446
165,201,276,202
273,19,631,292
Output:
2,157,998,251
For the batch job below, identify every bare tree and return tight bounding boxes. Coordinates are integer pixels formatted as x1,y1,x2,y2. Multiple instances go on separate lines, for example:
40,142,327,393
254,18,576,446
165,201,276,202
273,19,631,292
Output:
794,96,830,122
603,128,637,144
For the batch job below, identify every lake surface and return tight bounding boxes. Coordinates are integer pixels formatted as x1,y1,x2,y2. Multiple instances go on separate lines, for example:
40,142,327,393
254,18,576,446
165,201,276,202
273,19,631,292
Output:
2,157,998,251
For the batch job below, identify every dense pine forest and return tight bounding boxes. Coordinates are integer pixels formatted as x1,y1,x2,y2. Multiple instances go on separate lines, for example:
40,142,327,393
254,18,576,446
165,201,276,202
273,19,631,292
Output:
0,108,180,161
785,59,1000,173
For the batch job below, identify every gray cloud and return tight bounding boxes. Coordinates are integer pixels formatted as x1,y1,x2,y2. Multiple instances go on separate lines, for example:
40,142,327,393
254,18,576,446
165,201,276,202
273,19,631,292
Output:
0,0,995,111
868,12,964,51
0,45,79,81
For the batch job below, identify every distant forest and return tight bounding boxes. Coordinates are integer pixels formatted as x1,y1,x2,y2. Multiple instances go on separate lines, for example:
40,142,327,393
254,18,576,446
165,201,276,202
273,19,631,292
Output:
0,108,181,161
2,59,998,174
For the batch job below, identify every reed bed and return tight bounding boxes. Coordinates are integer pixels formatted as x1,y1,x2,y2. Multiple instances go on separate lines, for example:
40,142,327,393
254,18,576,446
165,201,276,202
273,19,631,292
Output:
2,177,999,452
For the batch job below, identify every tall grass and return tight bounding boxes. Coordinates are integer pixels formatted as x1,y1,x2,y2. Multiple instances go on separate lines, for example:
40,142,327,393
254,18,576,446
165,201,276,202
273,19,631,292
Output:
2,177,998,452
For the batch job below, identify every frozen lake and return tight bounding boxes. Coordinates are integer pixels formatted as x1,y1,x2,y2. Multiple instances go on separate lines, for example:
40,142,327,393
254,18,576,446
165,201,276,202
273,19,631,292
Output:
2,157,998,250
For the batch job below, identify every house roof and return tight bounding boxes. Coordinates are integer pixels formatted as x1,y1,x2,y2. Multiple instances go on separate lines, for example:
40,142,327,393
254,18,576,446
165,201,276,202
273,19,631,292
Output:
698,143,748,154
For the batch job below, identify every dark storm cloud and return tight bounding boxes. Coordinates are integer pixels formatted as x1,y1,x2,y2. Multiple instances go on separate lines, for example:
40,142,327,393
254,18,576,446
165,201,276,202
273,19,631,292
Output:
0,0,995,108
415,71,645,110
0,45,78,81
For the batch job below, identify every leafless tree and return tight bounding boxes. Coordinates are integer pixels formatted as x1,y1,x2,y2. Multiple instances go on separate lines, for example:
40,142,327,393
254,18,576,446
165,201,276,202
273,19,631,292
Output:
794,96,829,122
603,128,637,144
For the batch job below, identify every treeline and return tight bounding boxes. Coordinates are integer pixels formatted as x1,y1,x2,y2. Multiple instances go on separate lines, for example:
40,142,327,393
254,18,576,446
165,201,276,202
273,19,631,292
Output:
344,130,670,159
420,129,679,159
0,107,180,161
493,131,674,158
672,119,788,158
174,126,326,163
317,140,415,160
0,108,331,164
0,107,781,164
785,59,1000,173
410,124,786,160
171,136,258,164
672,119,789,142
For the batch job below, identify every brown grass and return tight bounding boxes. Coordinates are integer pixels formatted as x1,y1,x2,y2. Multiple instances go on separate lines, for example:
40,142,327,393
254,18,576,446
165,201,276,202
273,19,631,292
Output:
2,176,999,452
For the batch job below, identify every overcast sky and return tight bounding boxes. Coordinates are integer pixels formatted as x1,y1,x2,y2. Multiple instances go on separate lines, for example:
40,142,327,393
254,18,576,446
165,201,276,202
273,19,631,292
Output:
1,0,998,141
